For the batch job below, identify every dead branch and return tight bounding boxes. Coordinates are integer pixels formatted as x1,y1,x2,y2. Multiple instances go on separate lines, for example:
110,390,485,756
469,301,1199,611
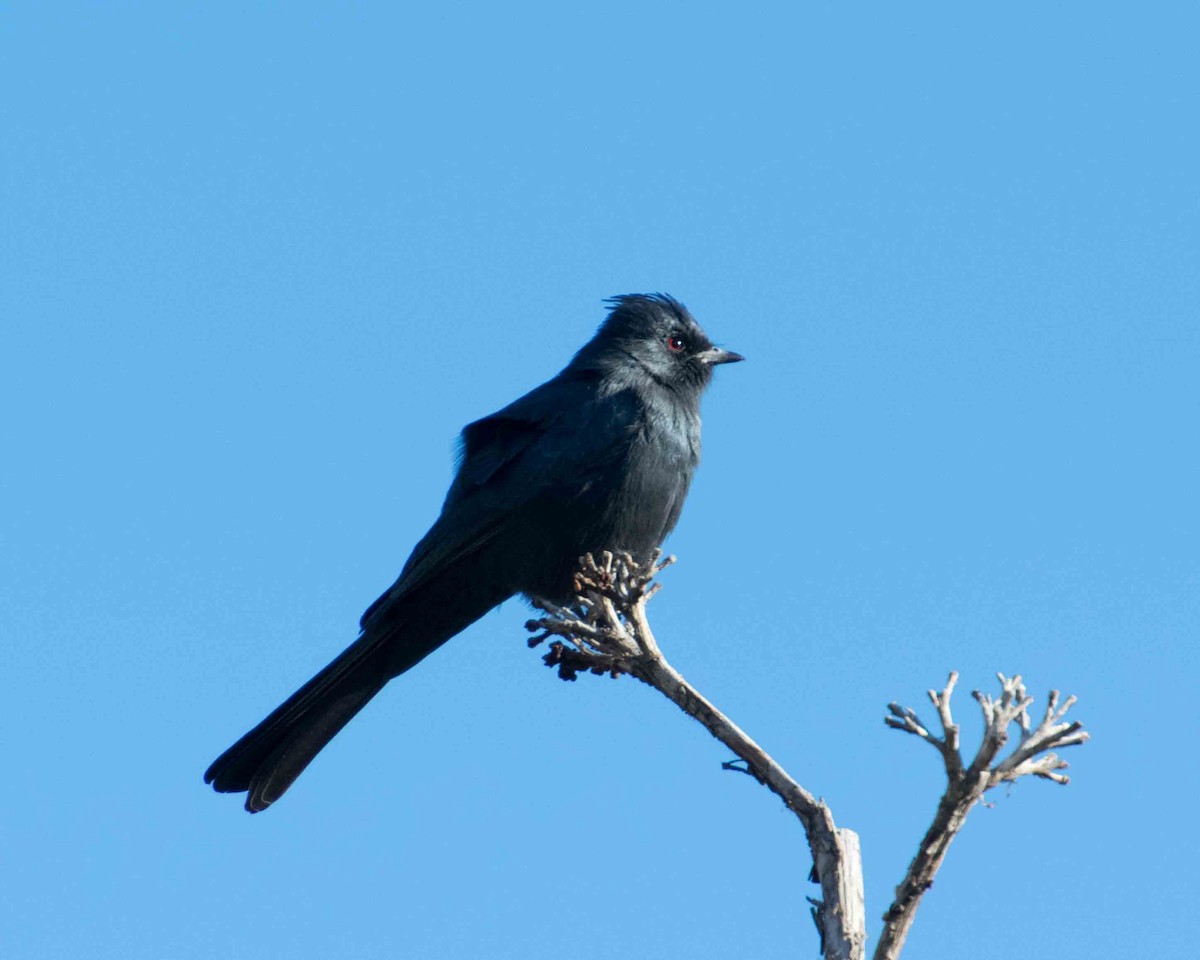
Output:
526,554,1088,960
526,551,867,960
875,672,1089,960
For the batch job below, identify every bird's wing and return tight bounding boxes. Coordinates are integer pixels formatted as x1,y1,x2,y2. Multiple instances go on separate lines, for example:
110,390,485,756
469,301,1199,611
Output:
360,372,633,627
657,471,694,545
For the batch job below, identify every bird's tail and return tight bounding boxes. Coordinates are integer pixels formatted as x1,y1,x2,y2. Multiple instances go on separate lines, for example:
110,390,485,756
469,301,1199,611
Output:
204,635,392,813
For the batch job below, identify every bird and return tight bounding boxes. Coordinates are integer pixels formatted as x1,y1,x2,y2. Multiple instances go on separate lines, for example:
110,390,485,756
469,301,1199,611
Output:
204,293,744,812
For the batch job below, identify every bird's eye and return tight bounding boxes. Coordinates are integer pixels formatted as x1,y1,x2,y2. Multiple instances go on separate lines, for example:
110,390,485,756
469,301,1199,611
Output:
665,336,686,353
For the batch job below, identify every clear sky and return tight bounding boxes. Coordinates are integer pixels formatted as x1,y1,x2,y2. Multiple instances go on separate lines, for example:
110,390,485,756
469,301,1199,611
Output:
3,4,1197,959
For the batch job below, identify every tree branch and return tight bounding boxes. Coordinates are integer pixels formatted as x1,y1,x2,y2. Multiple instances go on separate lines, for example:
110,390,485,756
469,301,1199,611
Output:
874,672,1089,960
526,554,1089,960
526,551,867,960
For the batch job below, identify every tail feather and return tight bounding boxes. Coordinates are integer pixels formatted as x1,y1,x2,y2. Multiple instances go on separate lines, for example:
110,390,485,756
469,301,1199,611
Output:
207,561,513,812
245,677,384,812
205,637,390,812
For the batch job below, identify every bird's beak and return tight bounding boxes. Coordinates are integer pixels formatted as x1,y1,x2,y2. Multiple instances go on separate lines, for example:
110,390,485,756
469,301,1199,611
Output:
695,347,746,366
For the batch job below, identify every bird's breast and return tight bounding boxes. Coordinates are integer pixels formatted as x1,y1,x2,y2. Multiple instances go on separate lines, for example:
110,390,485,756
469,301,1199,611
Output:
510,391,701,603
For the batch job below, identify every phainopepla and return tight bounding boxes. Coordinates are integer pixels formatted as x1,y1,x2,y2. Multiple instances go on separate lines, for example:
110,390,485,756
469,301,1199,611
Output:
205,293,743,812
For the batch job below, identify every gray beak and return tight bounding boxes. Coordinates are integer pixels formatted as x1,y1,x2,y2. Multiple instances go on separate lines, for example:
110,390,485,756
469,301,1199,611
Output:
695,346,746,366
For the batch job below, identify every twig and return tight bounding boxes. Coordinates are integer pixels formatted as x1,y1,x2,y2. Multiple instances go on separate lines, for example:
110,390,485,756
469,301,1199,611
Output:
526,551,867,960
875,672,1089,960
721,758,759,779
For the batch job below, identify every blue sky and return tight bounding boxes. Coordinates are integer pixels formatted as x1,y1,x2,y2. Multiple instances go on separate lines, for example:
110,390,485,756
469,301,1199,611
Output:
2,4,1196,958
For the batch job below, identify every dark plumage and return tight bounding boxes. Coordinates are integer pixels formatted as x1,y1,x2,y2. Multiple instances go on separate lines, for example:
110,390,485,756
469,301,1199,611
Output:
204,294,743,811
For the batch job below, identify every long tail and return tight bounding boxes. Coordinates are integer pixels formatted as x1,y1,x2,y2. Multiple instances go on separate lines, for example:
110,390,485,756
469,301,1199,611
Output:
204,634,394,812
207,543,514,812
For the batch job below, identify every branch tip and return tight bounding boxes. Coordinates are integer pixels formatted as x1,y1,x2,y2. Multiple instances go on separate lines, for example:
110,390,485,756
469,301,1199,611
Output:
876,670,1089,959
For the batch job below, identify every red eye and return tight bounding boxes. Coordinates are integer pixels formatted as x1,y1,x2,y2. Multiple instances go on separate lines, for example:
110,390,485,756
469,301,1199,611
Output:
666,336,686,353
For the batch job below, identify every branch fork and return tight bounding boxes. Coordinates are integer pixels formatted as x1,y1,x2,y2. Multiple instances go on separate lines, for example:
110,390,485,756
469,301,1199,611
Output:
885,671,1089,791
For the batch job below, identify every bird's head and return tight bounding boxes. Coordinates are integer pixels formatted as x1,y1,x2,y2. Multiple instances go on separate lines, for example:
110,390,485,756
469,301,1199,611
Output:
572,293,744,395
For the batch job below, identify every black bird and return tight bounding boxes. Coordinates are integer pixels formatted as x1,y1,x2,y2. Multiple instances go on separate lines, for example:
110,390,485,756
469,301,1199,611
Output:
205,293,743,811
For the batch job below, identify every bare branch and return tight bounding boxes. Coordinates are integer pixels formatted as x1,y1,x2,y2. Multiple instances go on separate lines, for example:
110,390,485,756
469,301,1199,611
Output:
527,556,1088,960
874,672,1089,960
884,673,962,778
525,552,867,960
